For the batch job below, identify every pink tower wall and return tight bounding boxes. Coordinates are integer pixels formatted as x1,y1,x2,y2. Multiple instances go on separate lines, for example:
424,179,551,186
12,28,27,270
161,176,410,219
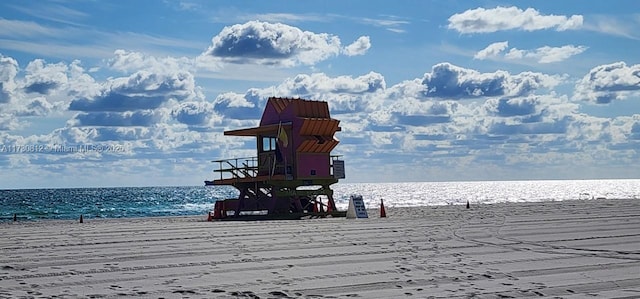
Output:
259,98,334,180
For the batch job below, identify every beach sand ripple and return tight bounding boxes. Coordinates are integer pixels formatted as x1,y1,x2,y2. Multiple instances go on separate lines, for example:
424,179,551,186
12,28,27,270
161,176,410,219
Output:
1,199,639,298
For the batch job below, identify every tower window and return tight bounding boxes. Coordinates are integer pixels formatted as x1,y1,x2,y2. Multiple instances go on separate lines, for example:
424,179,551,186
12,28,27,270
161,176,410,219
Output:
262,136,277,152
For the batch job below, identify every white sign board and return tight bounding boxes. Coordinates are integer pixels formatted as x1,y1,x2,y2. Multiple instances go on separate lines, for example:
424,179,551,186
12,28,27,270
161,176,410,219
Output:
333,160,345,179
346,195,368,219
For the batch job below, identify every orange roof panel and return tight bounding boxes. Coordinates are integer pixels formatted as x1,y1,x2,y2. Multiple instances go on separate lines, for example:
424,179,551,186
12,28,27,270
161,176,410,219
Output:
300,118,340,136
294,99,330,118
266,97,331,119
296,139,339,153
224,123,291,136
270,97,292,114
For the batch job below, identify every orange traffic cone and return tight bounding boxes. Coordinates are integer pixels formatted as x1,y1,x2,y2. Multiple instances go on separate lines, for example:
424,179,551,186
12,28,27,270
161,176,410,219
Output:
380,199,387,218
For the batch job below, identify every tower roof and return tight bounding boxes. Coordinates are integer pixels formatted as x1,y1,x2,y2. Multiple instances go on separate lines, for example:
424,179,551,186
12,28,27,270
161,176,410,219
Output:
268,97,330,119
223,97,339,137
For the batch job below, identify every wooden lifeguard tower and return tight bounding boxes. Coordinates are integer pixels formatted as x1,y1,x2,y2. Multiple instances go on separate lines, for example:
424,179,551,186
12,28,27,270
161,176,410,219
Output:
206,97,346,220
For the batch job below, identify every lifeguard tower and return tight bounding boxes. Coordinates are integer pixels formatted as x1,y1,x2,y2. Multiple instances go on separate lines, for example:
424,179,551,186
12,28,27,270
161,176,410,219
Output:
206,97,346,220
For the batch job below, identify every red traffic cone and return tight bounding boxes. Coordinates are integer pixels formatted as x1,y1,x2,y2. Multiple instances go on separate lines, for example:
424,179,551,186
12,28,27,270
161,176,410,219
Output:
380,199,387,218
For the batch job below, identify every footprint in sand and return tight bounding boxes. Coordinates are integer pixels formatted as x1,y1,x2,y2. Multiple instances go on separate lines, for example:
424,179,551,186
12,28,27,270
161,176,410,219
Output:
229,290,258,297
269,291,289,297
172,289,197,295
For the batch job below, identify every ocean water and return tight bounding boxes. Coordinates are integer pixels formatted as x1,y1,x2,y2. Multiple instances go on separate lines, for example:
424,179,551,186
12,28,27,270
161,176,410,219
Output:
1,179,639,221
0,186,236,221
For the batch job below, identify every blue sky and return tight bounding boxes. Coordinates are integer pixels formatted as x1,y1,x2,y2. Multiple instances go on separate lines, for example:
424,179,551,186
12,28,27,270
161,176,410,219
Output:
1,0,640,188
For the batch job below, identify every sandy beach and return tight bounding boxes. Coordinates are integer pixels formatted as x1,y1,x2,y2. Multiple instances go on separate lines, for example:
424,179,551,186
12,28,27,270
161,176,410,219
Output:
1,199,639,298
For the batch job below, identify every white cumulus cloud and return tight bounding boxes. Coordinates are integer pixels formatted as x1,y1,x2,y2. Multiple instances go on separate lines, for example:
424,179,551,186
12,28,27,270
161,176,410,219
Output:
0,54,19,103
507,45,587,63
199,21,369,67
109,50,194,73
573,61,640,104
420,63,562,99
448,6,583,34
475,42,587,64
276,72,385,95
474,41,509,60
0,55,67,130
343,36,371,56
172,101,221,128
23,59,69,94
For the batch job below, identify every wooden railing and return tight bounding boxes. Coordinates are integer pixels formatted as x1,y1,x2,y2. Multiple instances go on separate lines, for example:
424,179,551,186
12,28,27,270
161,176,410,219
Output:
212,157,259,181
211,155,345,182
